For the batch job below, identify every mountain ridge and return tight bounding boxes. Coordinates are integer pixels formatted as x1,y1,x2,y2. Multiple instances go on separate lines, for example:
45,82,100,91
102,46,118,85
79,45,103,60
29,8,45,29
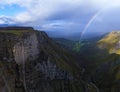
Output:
98,31,120,54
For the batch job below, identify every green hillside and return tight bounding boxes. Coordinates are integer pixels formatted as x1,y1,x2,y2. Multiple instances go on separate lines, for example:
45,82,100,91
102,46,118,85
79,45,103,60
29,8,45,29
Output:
98,31,120,54
54,33,120,92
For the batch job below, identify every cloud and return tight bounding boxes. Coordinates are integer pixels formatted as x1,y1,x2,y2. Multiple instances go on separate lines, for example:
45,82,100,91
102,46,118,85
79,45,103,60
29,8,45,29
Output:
0,0,83,23
0,15,15,24
40,21,81,30
0,0,110,24
14,12,33,23
0,0,120,37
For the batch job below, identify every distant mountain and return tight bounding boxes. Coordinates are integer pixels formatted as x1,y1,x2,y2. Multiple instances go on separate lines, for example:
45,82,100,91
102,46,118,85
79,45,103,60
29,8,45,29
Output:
46,31,82,41
46,31,107,41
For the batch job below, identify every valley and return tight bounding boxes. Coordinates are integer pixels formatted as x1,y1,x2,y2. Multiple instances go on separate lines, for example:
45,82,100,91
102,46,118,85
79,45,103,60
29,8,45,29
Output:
54,31,120,92
0,27,120,92
1,0,120,92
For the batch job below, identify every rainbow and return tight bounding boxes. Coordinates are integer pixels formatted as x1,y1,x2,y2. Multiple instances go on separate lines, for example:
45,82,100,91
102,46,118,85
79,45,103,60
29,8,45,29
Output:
79,10,102,42
79,4,110,42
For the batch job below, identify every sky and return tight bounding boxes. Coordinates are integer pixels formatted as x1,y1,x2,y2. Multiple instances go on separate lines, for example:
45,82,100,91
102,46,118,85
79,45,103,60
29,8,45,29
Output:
1,0,120,38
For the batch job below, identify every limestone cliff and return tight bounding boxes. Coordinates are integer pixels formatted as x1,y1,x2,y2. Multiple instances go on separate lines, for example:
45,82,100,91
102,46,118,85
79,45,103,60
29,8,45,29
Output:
0,27,96,92
13,32,39,64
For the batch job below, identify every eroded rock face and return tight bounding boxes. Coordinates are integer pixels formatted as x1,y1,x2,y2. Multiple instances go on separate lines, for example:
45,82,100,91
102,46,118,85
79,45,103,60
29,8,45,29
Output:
13,33,39,64
35,59,73,80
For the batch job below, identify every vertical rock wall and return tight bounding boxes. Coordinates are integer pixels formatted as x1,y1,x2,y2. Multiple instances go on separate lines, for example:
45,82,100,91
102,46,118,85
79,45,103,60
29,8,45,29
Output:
13,33,39,64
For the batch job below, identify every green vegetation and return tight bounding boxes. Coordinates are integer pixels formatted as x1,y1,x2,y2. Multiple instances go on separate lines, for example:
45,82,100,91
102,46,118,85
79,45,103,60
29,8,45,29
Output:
53,38,77,51
39,39,81,76
53,38,85,52
98,31,120,54
0,30,33,35
53,31,120,92
116,70,120,80
73,42,84,52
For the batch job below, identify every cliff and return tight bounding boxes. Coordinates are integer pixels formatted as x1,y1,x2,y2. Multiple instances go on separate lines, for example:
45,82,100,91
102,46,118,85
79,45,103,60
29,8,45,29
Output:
0,27,96,92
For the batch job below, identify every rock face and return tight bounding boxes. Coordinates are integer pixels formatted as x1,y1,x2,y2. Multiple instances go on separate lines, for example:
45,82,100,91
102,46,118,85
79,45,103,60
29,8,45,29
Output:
13,32,39,64
0,27,96,92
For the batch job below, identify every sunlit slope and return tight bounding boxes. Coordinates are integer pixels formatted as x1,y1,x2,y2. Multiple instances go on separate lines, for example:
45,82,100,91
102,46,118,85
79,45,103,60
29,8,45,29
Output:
98,31,120,54
94,32,120,91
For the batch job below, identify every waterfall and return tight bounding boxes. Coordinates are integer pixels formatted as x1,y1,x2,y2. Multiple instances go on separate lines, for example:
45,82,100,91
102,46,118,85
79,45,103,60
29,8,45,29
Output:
21,41,28,92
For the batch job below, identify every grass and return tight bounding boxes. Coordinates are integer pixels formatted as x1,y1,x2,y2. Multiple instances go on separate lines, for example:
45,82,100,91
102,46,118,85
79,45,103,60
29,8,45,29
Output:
0,30,33,36
73,42,83,52
116,70,120,80
98,31,120,54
